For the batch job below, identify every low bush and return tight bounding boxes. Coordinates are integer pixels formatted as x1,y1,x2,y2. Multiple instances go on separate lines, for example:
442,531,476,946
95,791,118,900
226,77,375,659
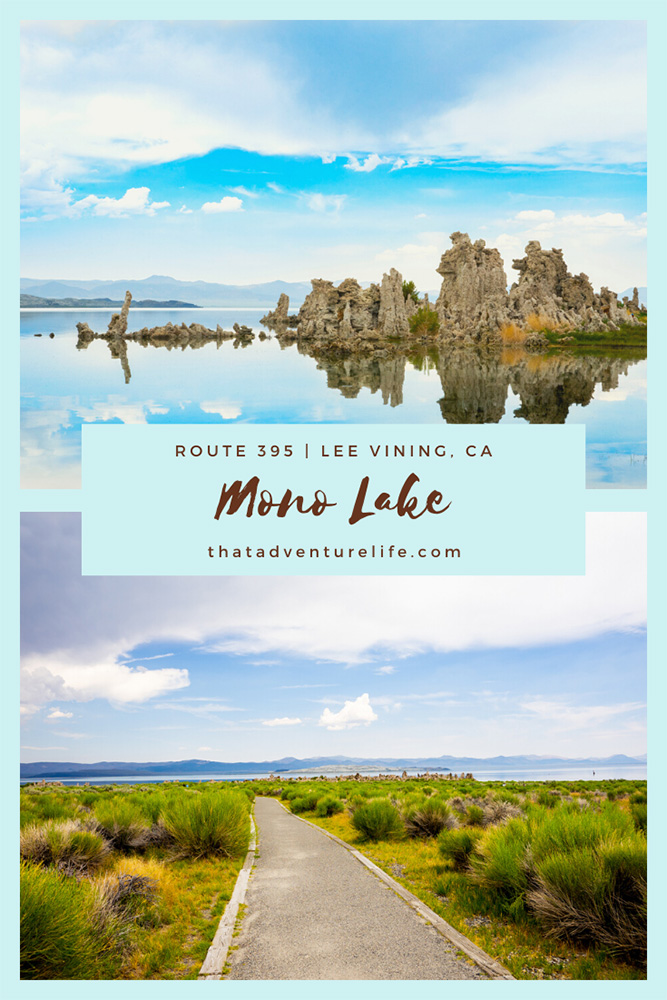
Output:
631,803,647,833
403,798,456,838
409,305,439,337
438,827,484,870
528,836,646,962
315,796,344,817
465,804,485,826
162,790,249,859
351,798,403,842
290,793,320,814
20,820,109,873
20,862,119,979
93,800,150,852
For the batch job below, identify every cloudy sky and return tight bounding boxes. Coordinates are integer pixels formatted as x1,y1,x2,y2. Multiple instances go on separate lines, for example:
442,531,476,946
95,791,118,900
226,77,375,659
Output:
20,513,646,763
20,20,646,292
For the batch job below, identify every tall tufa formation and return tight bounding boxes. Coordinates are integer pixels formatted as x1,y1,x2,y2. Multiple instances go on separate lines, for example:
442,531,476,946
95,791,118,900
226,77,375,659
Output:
508,241,636,331
435,233,509,337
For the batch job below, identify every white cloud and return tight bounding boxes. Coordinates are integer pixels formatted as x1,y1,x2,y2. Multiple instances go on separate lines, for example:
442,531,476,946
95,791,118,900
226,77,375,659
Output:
46,709,73,719
514,210,555,223
199,401,242,420
344,154,389,173
306,193,346,213
375,665,396,675
521,698,646,732
71,186,170,218
495,210,646,291
319,693,378,731
267,182,286,194
21,514,646,710
390,156,432,171
178,204,193,214
262,717,303,727
407,34,645,165
201,197,243,214
21,653,189,714
229,186,259,199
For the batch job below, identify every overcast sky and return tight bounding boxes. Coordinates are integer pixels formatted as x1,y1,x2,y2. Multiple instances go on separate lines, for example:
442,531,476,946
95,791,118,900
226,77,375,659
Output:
20,513,646,763
20,20,646,292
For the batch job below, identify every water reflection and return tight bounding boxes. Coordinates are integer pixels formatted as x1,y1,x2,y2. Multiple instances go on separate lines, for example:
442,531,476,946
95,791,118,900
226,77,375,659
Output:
20,310,647,489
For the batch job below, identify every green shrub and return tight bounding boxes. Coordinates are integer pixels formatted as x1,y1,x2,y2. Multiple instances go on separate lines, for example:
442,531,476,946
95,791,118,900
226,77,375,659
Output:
20,862,119,979
409,305,439,336
402,280,419,305
465,804,485,827
403,798,456,838
162,791,249,859
20,821,109,873
290,793,320,814
438,827,484,870
93,800,150,852
351,799,403,841
528,836,646,961
631,803,647,833
315,796,344,817
468,818,532,905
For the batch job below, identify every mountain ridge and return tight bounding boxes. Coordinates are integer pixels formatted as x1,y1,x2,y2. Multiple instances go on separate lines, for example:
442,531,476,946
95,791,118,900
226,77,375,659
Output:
20,753,647,780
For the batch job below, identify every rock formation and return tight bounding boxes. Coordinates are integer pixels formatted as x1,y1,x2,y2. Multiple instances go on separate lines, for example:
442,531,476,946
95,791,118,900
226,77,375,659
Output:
107,290,133,337
260,234,641,347
377,268,410,337
508,242,636,331
435,232,509,337
261,293,298,329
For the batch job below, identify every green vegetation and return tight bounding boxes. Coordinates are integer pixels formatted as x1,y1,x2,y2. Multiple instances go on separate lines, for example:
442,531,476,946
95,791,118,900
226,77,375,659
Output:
402,279,419,304
163,789,250,859
268,774,646,980
20,775,647,981
351,798,404,841
543,319,646,350
20,782,250,979
409,305,440,336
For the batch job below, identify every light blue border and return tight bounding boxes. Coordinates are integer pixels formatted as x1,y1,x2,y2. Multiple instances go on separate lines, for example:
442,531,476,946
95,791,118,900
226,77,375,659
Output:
2,1,665,996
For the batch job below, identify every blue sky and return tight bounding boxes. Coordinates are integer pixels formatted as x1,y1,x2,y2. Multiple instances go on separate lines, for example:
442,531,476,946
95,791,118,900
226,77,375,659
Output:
20,19,647,292
20,514,646,763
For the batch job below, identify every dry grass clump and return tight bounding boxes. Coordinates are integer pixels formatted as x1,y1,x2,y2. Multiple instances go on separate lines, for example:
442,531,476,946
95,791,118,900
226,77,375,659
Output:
499,321,529,344
20,820,110,874
525,312,557,332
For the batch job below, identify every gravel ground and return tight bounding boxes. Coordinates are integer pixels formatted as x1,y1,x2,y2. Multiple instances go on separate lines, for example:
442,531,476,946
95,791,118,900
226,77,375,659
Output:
225,797,490,981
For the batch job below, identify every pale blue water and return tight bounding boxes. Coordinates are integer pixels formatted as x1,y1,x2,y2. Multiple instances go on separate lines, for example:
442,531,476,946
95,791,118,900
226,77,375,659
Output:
20,765,646,785
21,309,647,489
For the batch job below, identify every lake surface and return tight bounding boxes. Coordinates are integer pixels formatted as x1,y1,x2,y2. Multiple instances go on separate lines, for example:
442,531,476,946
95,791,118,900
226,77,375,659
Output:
21,308,647,489
20,764,647,785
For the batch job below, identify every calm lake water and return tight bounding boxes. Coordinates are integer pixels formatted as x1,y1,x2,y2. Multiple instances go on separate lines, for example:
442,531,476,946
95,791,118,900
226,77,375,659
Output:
21,308,647,489
20,765,647,786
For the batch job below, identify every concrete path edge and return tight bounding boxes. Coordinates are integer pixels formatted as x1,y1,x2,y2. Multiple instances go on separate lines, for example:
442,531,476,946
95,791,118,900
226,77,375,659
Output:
197,814,257,980
276,800,515,981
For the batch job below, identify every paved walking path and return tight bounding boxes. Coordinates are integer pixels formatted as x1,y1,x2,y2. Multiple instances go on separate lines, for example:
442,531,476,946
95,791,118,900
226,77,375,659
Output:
225,797,491,981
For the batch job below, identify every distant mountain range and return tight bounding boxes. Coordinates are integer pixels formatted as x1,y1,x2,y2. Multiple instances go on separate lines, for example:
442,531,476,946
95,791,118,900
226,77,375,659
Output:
21,294,199,309
20,753,647,780
20,275,314,308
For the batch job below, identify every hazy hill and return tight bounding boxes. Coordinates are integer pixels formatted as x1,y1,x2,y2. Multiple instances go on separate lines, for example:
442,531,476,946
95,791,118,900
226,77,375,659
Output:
20,275,313,308
20,753,646,779
21,294,199,309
